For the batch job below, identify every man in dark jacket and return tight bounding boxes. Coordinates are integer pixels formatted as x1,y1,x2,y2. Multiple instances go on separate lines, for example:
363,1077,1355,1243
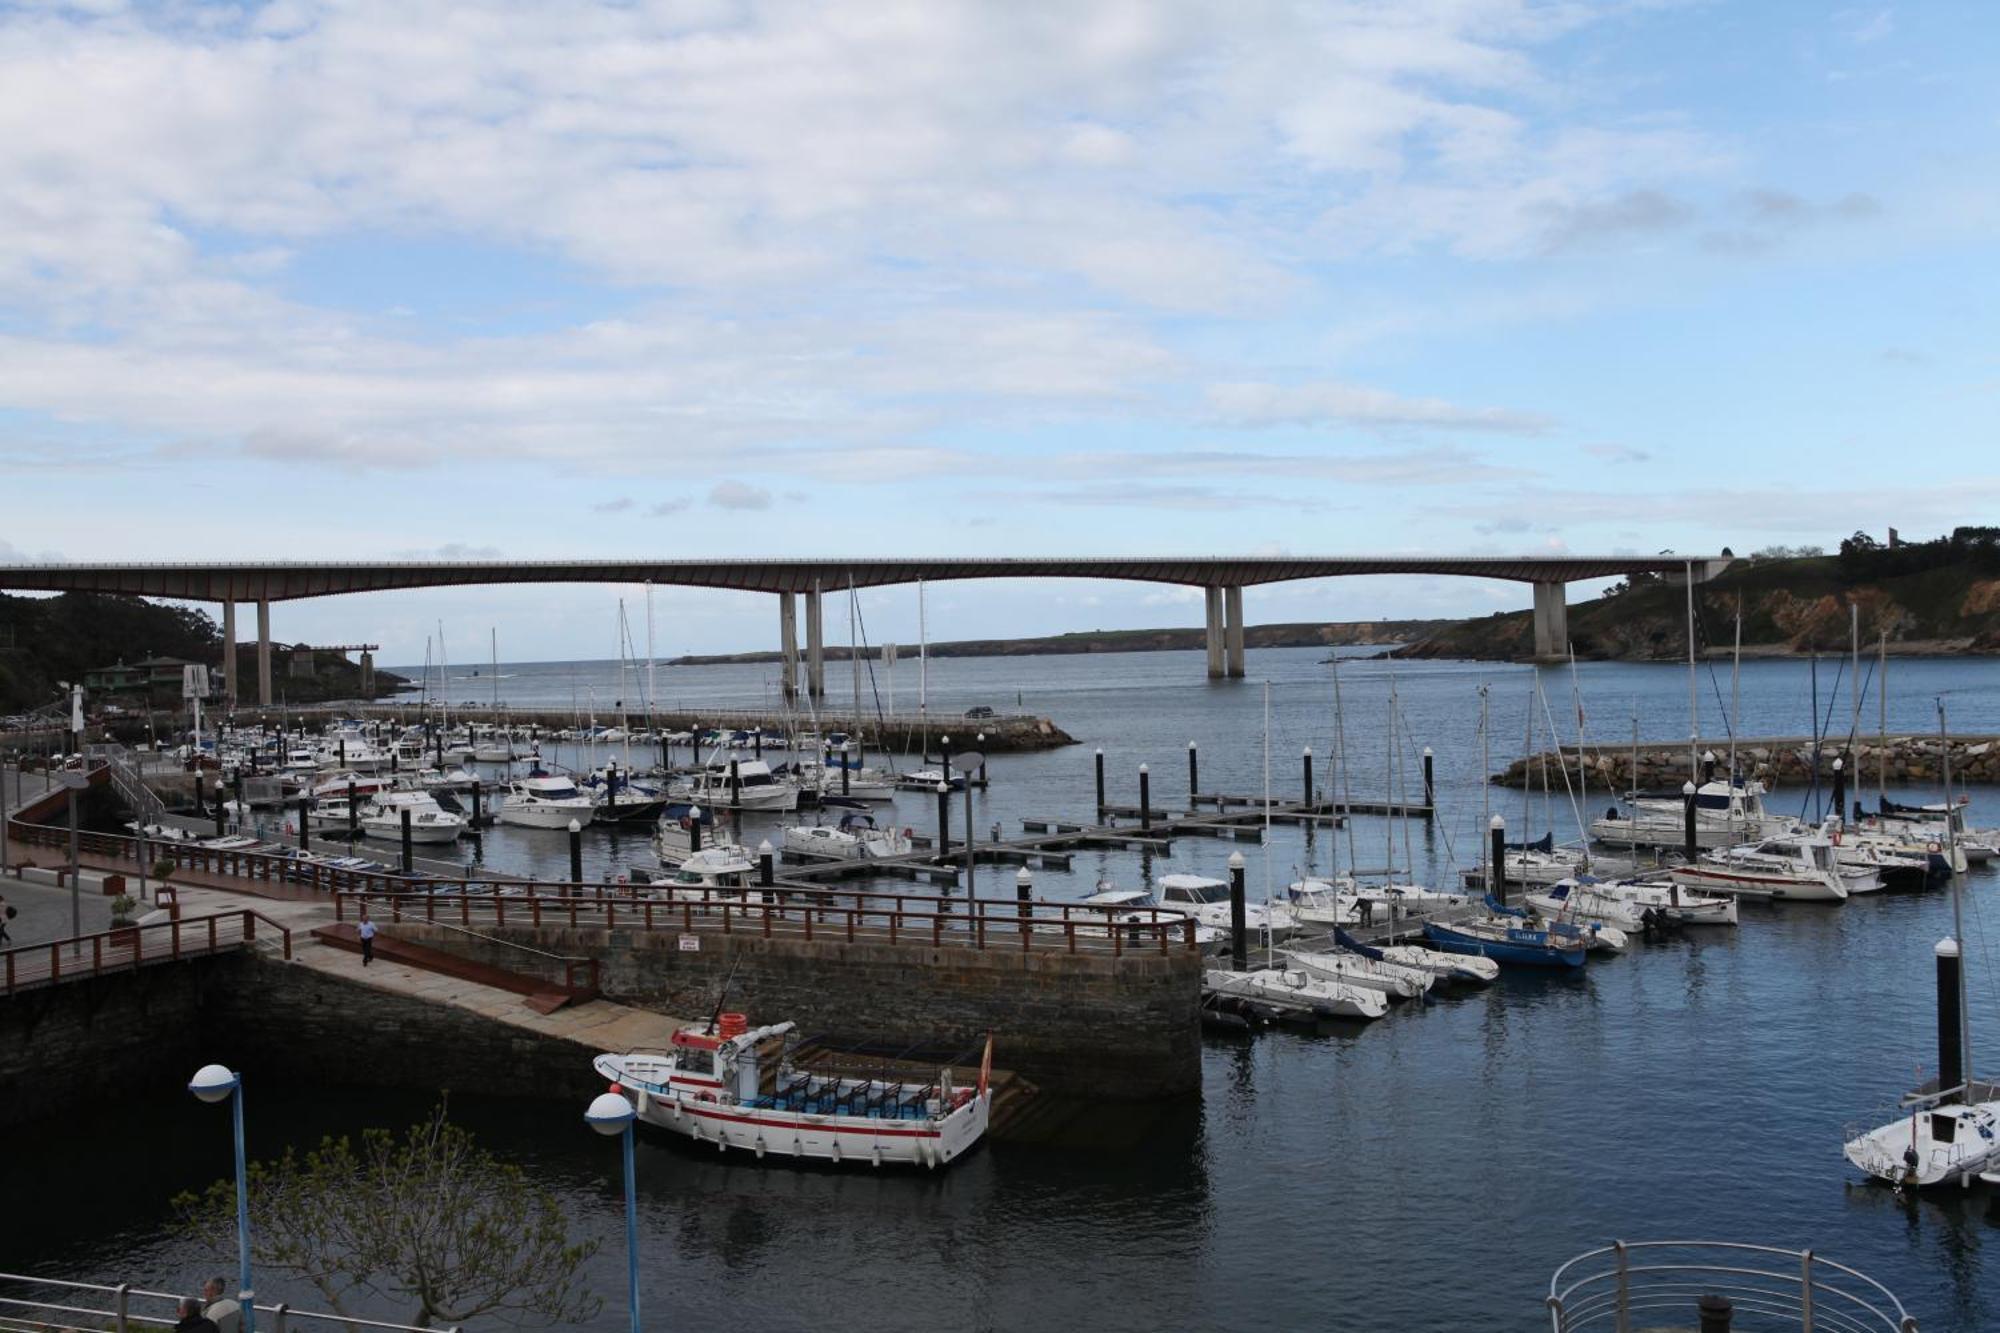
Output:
175,1297,220,1333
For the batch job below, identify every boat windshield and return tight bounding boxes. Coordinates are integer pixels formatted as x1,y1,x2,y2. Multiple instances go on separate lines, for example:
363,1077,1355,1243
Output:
534,783,581,800
1164,881,1230,905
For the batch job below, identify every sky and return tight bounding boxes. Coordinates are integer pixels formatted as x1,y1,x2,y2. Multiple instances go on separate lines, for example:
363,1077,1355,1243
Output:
2,0,1997,661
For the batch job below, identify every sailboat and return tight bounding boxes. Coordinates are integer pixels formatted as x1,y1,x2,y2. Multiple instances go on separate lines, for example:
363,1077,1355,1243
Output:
1843,701,2000,1188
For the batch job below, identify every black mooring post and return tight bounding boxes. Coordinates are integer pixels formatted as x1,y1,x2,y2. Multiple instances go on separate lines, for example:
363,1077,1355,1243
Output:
1094,748,1106,812
568,819,583,884
1938,936,1964,1101
401,808,414,875
1697,1295,1733,1333
347,779,359,840
1422,747,1435,809
729,757,742,808
298,795,310,851
1830,758,1847,828
1229,851,1247,971
936,781,952,861
1682,781,1698,864
1187,741,1199,799
759,840,774,888
1138,764,1151,833
689,809,703,854
1489,815,1506,903
470,779,483,827
1302,746,1314,808
214,782,226,838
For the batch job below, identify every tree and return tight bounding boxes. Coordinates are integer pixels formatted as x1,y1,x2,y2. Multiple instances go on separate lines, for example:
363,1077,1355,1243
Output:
174,1102,602,1329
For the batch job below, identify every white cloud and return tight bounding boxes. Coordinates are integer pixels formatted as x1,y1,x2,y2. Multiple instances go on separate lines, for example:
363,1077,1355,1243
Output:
708,479,773,511
1205,382,1551,434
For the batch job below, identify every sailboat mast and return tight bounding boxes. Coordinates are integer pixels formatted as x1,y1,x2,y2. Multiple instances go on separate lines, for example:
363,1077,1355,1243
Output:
1878,630,1888,808
1332,655,1358,874
1940,699,1970,1087
438,621,450,735
1262,681,1273,964
645,580,656,731
918,580,929,759
849,578,862,732
1478,684,1491,890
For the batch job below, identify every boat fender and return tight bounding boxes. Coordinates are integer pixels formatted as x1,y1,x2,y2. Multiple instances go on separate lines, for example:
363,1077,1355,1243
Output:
700,1091,717,1103
754,1137,766,1159
830,1141,841,1164
872,1144,882,1168
633,1088,649,1114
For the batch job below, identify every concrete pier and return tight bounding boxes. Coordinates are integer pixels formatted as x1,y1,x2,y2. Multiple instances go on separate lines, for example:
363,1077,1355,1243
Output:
779,591,799,701
1531,580,1569,660
804,587,825,700
222,602,239,707
1204,587,1225,678
255,597,273,706
1224,585,1246,678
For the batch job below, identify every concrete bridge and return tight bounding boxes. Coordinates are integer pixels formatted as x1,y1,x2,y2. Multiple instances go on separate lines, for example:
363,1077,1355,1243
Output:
0,553,1729,704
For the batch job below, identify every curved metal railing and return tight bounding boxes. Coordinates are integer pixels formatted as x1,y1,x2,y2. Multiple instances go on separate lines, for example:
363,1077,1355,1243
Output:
1547,1240,1917,1332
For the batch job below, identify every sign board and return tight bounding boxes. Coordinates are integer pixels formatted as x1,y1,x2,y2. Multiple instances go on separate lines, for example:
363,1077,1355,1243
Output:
951,750,986,775
677,934,701,952
182,664,211,700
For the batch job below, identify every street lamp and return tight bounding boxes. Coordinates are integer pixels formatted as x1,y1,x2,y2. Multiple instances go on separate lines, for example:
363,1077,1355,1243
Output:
586,1090,641,1333
189,1063,255,1333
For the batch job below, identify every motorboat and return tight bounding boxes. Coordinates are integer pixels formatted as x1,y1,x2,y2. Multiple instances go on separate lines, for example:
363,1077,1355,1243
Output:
1074,887,1220,948
359,790,466,844
1202,967,1389,1021
1280,879,1358,929
895,767,963,792
651,802,749,868
594,1022,991,1169
1844,1099,2000,1189
782,807,913,861
1280,946,1432,999
1670,834,1865,902
641,846,762,896
1157,873,1299,938
676,757,801,813
584,768,673,825
497,770,598,830
794,759,898,802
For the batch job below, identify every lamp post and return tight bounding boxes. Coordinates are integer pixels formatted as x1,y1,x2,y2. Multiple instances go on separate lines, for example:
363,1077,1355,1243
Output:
189,1064,255,1333
585,1091,641,1333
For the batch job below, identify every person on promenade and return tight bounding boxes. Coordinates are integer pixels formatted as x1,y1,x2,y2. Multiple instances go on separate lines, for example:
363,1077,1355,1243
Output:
0,891,12,945
358,908,377,965
201,1276,241,1333
174,1298,220,1333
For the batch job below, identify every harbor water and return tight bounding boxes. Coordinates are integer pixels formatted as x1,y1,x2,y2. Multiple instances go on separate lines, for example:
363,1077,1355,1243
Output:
10,648,2000,1330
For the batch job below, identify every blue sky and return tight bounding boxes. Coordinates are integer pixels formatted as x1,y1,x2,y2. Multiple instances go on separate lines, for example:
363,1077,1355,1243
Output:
1,1,1995,660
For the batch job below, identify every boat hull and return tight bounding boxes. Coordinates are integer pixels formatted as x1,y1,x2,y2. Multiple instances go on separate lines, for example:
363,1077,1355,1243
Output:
1422,922,1586,969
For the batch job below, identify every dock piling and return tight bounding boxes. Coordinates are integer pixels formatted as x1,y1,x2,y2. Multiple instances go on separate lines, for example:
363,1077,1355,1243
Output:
1138,764,1151,833
1228,851,1247,970
1094,748,1106,812
297,796,309,851
1187,741,1198,799
568,818,583,884
1488,815,1505,904
1937,937,1964,1101
935,781,951,867
401,808,414,874
1422,747,1435,809
1302,746,1313,807
759,840,774,888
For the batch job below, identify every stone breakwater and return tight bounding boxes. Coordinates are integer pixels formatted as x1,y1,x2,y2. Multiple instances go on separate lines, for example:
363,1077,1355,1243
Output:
1493,734,2000,790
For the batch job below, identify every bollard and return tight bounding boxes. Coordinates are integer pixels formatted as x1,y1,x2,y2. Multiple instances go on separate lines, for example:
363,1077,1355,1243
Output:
1228,851,1247,971
1302,746,1313,807
689,806,704,855
1681,780,1698,865
434,726,444,767
298,795,310,851
193,771,205,816
936,781,952,864
758,839,775,887
940,735,953,780
963,777,976,896
347,779,359,840
1093,748,1106,812
568,818,584,884
660,733,671,770
1700,749,1716,785
1830,757,1846,826
401,808,414,874
976,733,987,786
1138,763,1151,833
470,779,483,827
1187,740,1199,799
1696,1294,1733,1333
607,761,619,808
1016,866,1032,922
729,757,742,808
754,730,762,758
338,738,347,769
1488,814,1506,902
841,747,851,796
1938,936,1964,1100
1422,746,1435,809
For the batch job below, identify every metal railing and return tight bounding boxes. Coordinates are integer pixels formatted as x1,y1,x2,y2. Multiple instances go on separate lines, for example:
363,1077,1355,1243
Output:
0,910,292,998
0,1272,456,1333
336,883,1201,957
85,745,167,823
1548,1241,1918,1332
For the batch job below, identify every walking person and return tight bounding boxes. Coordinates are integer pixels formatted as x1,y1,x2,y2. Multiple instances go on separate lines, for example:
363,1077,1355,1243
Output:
201,1276,241,1333
358,908,377,966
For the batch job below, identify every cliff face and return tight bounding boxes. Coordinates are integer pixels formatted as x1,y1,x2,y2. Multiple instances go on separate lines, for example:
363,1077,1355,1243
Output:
1397,553,2000,662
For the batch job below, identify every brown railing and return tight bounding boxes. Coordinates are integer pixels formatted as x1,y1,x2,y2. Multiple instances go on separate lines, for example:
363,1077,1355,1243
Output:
7,818,1199,957
389,915,603,996
0,909,293,997
336,884,1200,957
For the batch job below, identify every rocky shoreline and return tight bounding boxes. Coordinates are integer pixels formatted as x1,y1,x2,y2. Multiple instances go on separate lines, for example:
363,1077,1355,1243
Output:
1493,734,2000,790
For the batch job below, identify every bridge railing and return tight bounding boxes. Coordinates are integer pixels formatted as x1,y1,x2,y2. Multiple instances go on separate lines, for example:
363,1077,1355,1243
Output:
334,882,1201,957
0,1272,455,1333
0,909,292,998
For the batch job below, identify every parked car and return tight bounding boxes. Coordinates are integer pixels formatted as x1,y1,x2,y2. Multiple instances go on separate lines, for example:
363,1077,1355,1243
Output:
964,705,996,719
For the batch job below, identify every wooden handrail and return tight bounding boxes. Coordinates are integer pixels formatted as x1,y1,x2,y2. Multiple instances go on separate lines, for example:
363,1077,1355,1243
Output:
0,909,292,997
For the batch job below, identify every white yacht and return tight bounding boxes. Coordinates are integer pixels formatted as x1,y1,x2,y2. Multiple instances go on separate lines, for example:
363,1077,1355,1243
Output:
359,790,466,845
677,757,801,813
1671,834,1869,902
1528,875,1738,929
782,808,912,861
1073,886,1221,948
1156,873,1299,938
651,803,749,868
498,770,598,830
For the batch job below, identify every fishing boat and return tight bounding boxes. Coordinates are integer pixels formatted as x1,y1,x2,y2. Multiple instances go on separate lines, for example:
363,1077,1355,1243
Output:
782,807,913,861
594,1021,992,1169
1670,834,1863,902
497,769,598,830
1203,966,1388,1021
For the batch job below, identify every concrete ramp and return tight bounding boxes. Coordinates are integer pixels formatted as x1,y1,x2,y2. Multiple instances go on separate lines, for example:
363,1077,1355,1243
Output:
311,922,590,1013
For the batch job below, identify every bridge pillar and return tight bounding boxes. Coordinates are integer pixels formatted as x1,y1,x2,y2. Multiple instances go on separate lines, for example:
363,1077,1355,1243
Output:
804,588,825,700
359,650,375,695
778,593,799,701
1224,586,1245,678
1531,580,1569,659
222,602,238,708
256,598,273,707
1204,587,1224,679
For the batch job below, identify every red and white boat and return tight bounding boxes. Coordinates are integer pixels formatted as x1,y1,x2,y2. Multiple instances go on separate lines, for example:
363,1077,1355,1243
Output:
592,1018,991,1169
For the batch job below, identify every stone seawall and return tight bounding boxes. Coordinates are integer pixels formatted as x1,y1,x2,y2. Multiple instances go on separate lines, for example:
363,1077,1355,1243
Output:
1494,734,2000,791
0,960,212,1128
385,922,1202,1099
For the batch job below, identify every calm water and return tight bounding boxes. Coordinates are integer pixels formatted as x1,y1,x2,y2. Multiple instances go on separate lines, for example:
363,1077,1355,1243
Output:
12,648,2000,1330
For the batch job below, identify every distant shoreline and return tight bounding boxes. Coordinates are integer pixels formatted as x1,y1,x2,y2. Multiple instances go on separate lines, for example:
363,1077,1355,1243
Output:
665,620,1444,666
